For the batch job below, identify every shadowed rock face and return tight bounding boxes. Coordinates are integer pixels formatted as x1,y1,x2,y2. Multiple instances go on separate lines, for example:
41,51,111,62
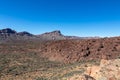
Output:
0,28,34,41
17,31,33,36
0,28,33,36
0,28,17,40
0,28,16,34
42,30,62,36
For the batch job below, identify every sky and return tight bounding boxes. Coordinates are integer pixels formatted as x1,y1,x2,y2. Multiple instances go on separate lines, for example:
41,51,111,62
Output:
0,0,120,37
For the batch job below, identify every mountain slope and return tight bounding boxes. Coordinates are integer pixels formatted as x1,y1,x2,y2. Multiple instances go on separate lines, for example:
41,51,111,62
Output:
40,37,120,63
0,28,120,80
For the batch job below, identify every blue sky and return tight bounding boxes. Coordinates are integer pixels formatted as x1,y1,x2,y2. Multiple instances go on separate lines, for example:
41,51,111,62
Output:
0,0,120,37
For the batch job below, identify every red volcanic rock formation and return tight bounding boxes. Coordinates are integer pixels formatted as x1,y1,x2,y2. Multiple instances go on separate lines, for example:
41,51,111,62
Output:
41,37,120,63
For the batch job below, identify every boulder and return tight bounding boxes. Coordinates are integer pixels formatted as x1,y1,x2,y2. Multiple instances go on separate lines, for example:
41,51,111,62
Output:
84,59,120,80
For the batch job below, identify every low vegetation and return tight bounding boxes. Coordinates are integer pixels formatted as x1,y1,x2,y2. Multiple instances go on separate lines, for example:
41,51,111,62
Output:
0,51,100,80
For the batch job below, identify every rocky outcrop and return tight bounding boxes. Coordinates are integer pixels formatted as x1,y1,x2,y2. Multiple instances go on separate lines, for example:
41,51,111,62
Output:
41,37,120,63
66,74,95,80
84,59,120,80
67,59,120,80
38,30,66,40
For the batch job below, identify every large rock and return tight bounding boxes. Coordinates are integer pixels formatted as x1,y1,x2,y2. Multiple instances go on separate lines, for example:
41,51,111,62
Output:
79,75,96,80
85,66,101,79
65,74,95,80
85,59,120,80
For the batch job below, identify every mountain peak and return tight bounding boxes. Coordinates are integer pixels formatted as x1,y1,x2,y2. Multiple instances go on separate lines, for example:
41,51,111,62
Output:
17,31,33,36
43,30,62,36
0,28,16,34
50,30,62,35
52,30,61,33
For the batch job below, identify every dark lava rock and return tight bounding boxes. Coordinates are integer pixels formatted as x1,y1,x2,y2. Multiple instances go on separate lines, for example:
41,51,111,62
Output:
17,31,33,36
0,28,16,34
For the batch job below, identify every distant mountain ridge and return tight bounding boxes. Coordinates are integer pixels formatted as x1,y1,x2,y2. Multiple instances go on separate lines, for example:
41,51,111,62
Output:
0,28,33,36
0,28,100,42
0,28,16,34
37,30,66,40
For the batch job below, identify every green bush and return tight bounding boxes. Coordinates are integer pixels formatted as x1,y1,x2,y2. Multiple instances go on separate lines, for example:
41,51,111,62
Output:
36,77,48,80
